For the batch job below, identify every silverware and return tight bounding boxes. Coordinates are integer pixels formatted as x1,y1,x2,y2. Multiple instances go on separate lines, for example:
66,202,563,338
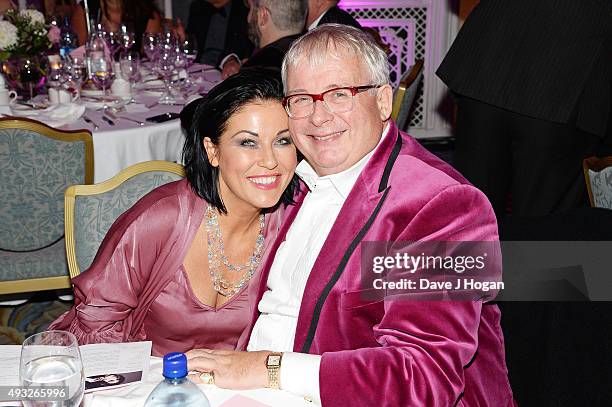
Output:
105,110,145,126
16,101,47,109
145,101,159,109
82,115,99,131
101,115,115,126
188,67,218,74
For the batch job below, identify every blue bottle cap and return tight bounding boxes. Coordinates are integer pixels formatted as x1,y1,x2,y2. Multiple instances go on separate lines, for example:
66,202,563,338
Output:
162,352,188,379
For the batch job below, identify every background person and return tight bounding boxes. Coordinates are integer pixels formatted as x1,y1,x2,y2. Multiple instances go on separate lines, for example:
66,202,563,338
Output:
305,0,360,30
72,0,162,48
187,0,253,67
436,0,612,217
220,0,307,79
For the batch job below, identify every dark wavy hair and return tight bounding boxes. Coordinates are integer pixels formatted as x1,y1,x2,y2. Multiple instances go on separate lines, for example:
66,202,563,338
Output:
182,67,299,214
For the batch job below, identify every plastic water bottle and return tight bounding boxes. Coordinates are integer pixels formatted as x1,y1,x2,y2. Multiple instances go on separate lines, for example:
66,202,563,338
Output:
144,352,211,407
60,17,77,58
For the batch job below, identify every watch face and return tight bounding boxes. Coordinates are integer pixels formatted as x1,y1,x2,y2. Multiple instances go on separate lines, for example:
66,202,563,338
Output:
268,355,281,366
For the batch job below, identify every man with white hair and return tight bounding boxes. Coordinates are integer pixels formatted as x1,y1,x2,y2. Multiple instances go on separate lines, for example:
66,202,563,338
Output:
221,0,307,79
188,24,514,407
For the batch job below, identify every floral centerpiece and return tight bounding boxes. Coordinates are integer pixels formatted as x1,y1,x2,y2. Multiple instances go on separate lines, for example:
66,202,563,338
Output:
0,9,61,97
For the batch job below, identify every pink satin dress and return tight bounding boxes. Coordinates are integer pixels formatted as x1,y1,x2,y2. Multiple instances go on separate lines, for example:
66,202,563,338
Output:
49,179,281,356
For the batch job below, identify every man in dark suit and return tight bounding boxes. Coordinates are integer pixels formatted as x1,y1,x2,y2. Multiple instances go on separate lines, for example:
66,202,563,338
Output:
436,0,611,218
187,0,253,67
221,0,307,79
306,0,360,30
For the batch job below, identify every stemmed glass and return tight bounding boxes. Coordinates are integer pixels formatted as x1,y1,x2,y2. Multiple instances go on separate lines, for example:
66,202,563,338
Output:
90,55,115,98
47,67,64,91
180,35,198,89
182,35,198,68
142,33,158,64
20,59,41,102
120,52,141,103
158,31,178,55
105,31,121,61
172,48,194,99
65,56,87,100
118,25,135,58
19,331,85,407
155,47,177,105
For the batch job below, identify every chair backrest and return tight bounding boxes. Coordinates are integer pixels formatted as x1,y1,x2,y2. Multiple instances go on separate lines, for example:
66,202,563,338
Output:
583,156,612,209
65,160,185,278
391,59,424,132
0,118,93,252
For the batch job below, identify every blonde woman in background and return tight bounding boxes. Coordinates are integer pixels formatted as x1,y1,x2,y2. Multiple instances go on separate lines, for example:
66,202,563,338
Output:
71,0,161,47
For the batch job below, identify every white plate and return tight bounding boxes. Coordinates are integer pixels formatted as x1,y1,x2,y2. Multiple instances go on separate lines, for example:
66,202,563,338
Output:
81,88,106,97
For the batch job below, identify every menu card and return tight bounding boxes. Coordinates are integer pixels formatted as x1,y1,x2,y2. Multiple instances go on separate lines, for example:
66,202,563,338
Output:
0,341,151,394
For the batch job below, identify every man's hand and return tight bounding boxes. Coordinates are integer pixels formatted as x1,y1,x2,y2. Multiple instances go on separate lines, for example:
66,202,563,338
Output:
221,57,242,80
186,349,270,389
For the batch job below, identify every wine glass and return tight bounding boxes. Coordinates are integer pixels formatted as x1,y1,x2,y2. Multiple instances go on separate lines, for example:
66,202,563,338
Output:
65,56,87,100
90,56,115,97
142,32,158,64
105,31,121,61
118,25,135,58
19,331,84,407
180,35,198,89
120,52,141,103
158,31,178,54
182,35,198,68
47,67,64,90
155,48,177,105
20,59,41,102
47,67,66,104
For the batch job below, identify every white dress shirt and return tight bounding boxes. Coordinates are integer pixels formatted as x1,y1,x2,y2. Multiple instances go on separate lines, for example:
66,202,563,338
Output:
248,125,389,403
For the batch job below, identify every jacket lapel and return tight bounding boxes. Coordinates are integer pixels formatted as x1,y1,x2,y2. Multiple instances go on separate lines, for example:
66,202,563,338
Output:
293,122,403,352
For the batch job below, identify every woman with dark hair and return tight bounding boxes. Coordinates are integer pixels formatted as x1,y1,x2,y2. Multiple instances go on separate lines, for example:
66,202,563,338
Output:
72,0,162,47
50,68,298,356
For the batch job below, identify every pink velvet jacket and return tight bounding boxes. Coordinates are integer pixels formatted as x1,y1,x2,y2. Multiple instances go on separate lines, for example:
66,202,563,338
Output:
247,122,515,406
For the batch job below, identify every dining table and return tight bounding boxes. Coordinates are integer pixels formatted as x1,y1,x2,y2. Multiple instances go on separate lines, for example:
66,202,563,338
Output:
2,65,222,184
84,356,312,407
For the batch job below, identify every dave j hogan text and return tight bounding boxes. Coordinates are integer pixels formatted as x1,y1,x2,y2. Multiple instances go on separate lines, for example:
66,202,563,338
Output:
371,277,504,292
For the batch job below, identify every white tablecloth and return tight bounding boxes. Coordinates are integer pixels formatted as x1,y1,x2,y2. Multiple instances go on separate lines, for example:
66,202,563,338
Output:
3,66,221,184
84,357,312,407
66,100,187,183
69,65,221,183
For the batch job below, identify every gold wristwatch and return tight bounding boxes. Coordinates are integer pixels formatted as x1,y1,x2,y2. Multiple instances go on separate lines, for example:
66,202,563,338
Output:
265,352,283,389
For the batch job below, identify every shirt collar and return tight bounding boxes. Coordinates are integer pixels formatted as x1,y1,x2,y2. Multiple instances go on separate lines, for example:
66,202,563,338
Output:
296,123,390,199
307,11,326,31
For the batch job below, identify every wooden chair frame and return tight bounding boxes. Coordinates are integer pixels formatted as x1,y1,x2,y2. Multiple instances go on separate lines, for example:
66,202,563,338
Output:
391,59,425,123
0,117,93,295
64,160,185,279
583,156,612,207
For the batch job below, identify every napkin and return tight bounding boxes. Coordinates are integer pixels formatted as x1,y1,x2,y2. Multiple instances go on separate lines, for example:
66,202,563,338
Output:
10,103,86,128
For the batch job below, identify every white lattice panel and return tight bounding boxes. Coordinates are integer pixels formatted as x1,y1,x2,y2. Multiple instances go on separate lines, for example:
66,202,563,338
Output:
360,19,415,91
341,1,427,129
339,0,458,138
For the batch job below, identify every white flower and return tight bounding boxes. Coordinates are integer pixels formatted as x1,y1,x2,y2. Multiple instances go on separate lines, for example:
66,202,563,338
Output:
0,21,18,50
19,9,45,24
